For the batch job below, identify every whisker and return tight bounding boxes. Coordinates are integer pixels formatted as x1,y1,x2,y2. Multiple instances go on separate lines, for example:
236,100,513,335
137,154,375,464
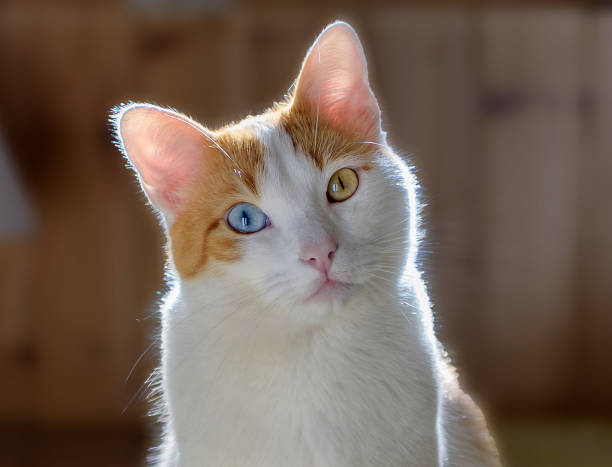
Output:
125,340,157,383
121,367,159,416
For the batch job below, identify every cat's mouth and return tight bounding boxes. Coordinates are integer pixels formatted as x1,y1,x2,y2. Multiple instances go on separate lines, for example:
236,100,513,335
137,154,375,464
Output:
305,278,353,303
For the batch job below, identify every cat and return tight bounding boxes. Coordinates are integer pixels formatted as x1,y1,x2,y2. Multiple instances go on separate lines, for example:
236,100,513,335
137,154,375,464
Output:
112,21,500,467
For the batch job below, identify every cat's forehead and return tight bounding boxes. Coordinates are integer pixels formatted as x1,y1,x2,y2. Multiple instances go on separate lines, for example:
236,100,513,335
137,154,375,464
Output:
230,109,377,197
280,104,376,170
230,106,376,180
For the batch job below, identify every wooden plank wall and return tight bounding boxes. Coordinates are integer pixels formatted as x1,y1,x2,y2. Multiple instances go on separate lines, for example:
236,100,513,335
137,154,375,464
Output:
0,6,611,424
576,15,612,410
479,11,582,411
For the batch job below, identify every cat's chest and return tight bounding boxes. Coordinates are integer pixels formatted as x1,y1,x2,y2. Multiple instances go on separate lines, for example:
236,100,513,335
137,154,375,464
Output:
163,299,440,466
168,357,438,467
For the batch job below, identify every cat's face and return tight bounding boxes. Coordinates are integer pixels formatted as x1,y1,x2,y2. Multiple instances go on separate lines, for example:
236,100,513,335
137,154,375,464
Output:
201,118,408,318
113,22,412,321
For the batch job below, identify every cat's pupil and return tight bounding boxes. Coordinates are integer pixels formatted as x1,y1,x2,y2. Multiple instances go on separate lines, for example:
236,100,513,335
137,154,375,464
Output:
241,212,249,227
338,176,345,190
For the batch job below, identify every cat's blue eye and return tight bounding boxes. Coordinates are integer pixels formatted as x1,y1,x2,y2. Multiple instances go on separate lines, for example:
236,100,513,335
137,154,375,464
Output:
226,203,270,234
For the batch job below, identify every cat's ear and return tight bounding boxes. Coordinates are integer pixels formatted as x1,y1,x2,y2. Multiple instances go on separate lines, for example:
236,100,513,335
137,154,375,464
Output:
112,103,212,222
292,21,381,141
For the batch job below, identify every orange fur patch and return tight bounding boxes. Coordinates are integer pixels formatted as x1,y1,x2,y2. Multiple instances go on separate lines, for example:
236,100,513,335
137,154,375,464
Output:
169,126,265,278
280,101,377,170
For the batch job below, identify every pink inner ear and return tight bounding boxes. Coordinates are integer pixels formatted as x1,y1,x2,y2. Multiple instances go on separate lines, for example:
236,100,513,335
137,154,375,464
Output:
118,105,209,217
294,22,381,141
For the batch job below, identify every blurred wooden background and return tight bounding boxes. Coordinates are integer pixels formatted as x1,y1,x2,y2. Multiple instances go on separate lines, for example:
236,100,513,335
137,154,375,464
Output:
1,4,612,431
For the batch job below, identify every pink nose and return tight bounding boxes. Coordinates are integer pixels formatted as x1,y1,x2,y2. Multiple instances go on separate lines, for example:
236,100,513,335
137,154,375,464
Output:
299,238,337,274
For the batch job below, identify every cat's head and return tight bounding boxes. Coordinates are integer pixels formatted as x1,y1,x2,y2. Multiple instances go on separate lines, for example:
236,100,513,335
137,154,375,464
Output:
112,22,415,321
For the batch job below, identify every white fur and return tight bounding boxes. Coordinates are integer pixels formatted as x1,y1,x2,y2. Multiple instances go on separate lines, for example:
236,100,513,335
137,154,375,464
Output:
148,115,452,466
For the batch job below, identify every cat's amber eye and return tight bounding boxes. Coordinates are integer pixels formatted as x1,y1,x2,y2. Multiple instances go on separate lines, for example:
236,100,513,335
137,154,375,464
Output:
327,168,359,203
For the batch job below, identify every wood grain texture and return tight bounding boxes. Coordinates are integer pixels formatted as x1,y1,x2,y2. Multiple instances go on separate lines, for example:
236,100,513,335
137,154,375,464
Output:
574,15,612,410
478,10,582,410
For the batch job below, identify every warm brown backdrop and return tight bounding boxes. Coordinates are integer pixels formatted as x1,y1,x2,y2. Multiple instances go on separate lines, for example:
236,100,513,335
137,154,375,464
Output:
1,3,611,466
